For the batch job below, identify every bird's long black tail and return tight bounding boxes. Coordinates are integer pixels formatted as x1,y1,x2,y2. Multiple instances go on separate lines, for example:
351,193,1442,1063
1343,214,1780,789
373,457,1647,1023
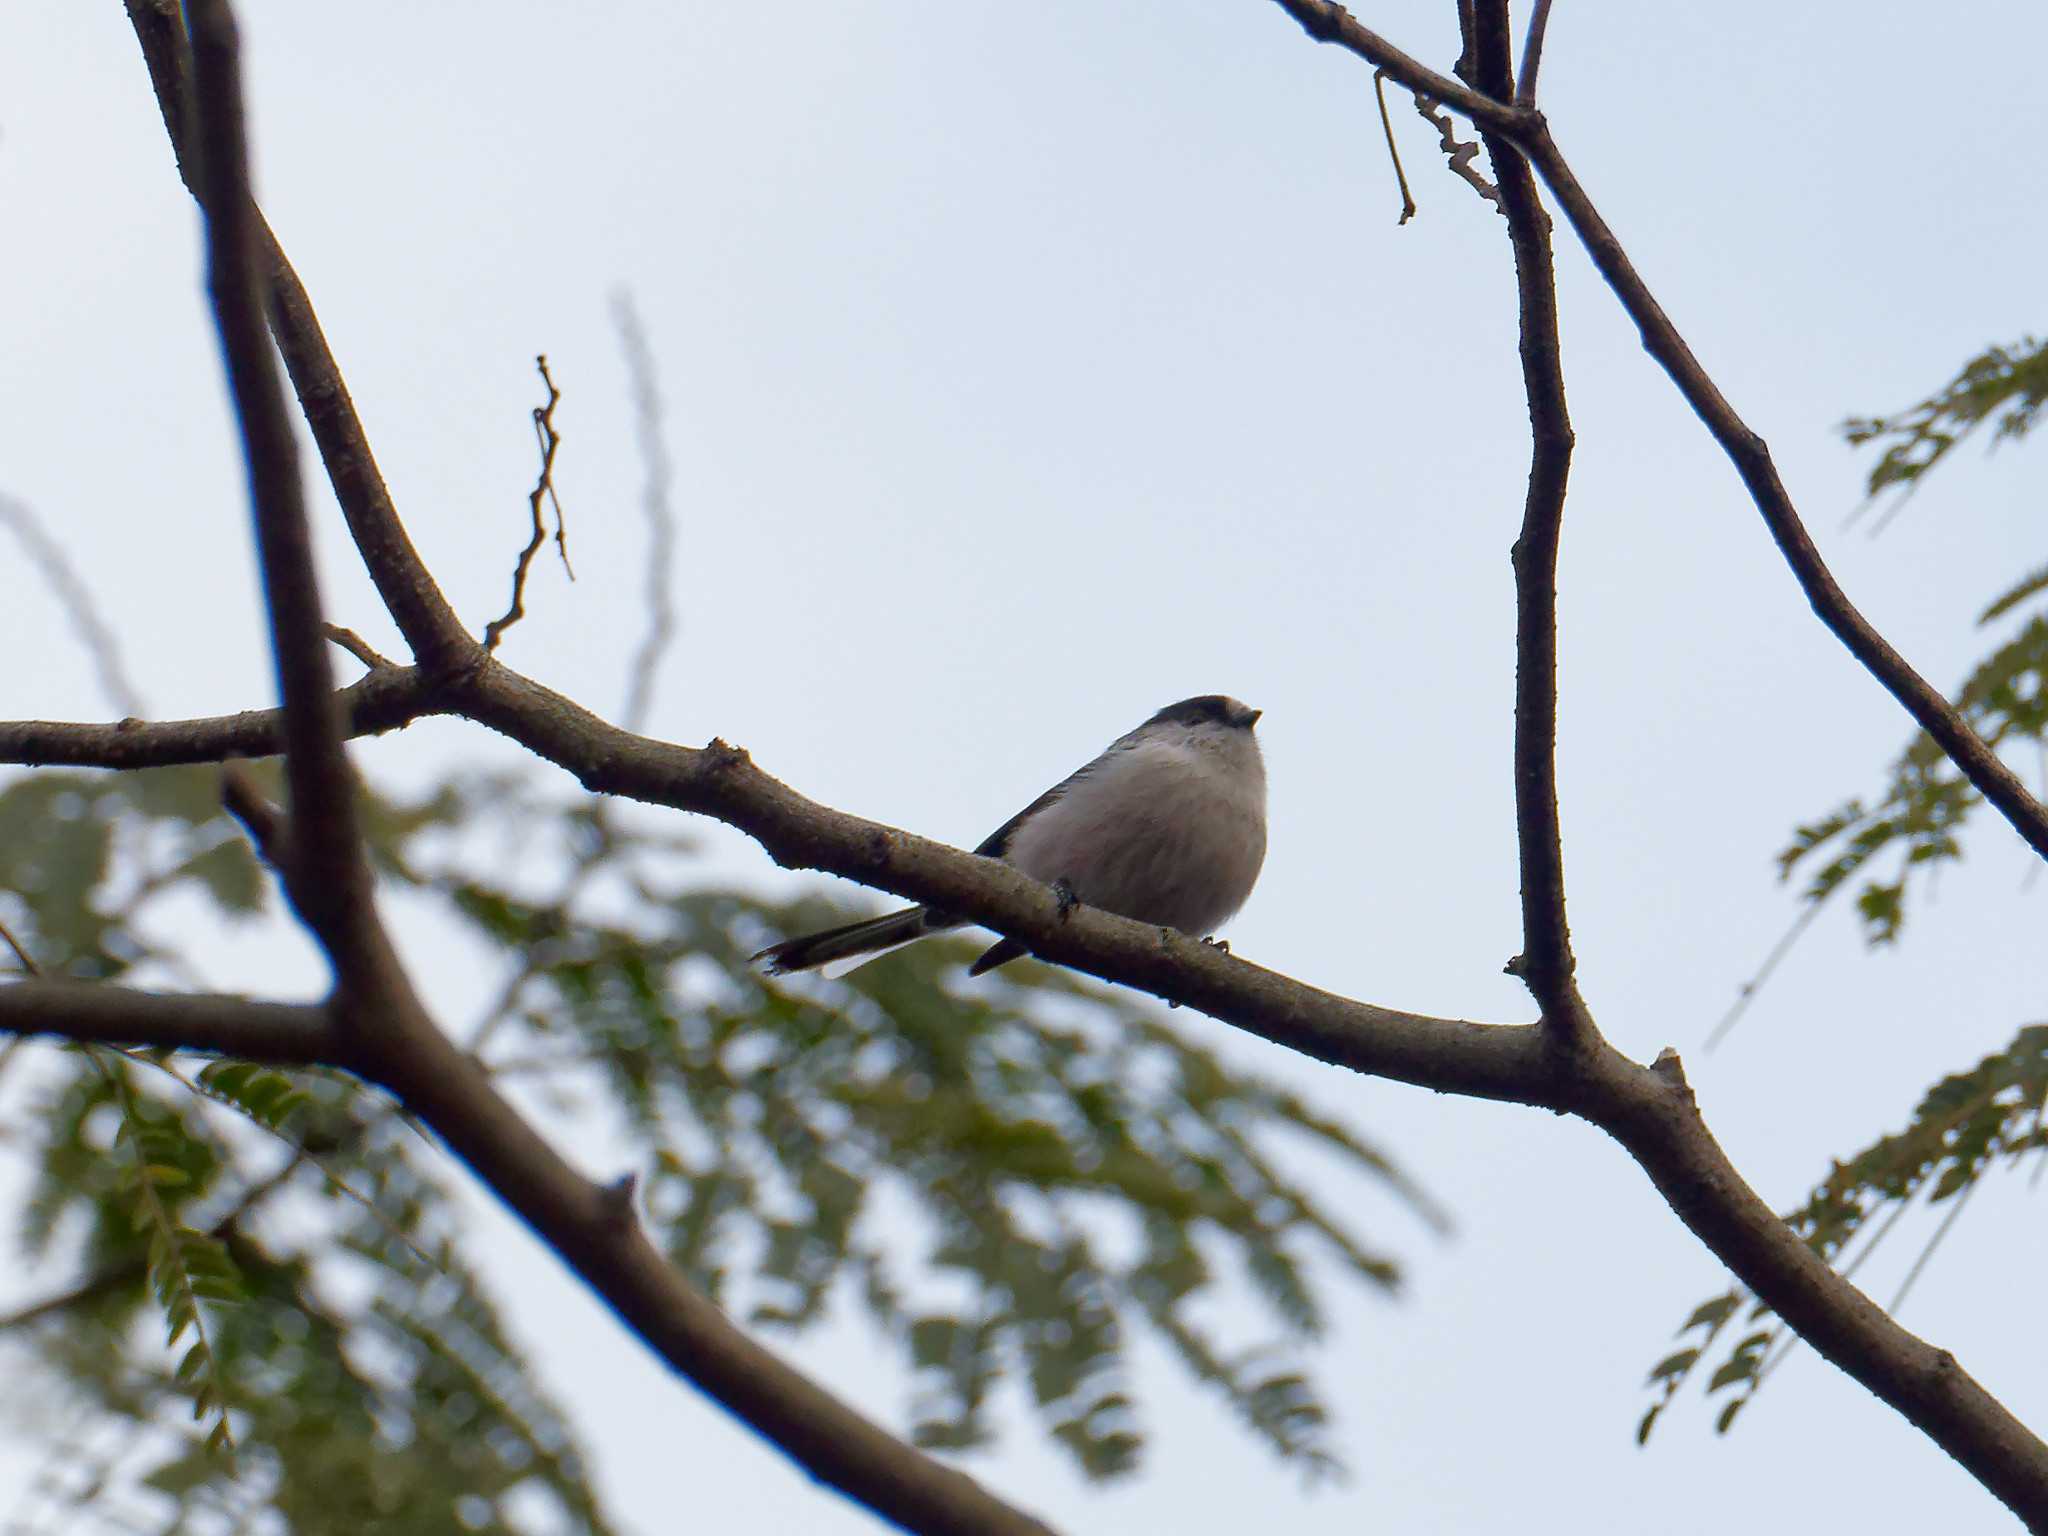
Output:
751,907,945,977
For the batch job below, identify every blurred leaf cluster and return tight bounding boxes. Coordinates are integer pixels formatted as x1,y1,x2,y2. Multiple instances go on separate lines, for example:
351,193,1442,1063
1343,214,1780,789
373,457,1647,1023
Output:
1843,335,2048,504
1777,335,2048,946
1640,1024,2048,1444
0,763,1436,1531
1778,607,2046,945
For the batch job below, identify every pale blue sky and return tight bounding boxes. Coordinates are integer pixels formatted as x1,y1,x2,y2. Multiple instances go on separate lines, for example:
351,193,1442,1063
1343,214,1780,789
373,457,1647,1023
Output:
4,2,2046,1530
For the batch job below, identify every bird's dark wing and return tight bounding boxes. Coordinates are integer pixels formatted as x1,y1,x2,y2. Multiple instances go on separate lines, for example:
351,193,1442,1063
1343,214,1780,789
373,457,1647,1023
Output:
974,760,1098,858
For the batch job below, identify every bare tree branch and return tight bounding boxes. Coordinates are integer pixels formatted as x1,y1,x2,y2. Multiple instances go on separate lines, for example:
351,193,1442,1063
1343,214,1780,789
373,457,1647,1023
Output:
1264,0,2048,870
123,0,477,677
1270,0,1517,130
1456,3,1582,1028
1261,2,2048,1518
483,355,572,653
1515,0,1556,109
1516,122,2048,867
0,982,334,1063
0,665,435,770
186,0,374,960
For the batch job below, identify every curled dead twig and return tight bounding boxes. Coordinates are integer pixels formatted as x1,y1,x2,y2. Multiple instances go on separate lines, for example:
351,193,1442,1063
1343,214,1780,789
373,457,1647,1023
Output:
1411,91,1501,211
483,355,572,652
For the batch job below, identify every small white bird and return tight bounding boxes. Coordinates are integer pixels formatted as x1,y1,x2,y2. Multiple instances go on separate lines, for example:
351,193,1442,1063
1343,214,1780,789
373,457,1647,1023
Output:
753,695,1268,978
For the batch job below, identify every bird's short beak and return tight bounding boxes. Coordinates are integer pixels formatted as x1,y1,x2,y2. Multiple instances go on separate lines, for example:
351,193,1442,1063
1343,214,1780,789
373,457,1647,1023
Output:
1242,708,1263,728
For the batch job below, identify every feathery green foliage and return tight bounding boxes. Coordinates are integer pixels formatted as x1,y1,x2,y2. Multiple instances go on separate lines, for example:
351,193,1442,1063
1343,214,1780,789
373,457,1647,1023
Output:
1842,335,2048,505
1778,336,2048,946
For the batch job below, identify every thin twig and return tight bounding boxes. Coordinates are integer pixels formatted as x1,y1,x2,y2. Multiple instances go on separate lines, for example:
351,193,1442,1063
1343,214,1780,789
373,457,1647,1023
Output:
612,293,679,733
483,356,571,652
2025,737,2048,894
1704,901,1824,1052
1514,0,1555,109
0,915,39,975
0,495,147,717
1887,1174,1983,1318
220,763,292,876
1370,72,1417,224
322,624,394,672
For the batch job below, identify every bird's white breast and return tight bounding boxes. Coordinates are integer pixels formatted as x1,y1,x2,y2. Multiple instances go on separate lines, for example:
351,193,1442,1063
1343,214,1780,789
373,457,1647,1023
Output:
1002,729,1267,936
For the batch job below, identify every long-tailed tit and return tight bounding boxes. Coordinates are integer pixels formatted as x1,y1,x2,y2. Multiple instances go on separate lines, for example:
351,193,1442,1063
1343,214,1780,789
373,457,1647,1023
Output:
753,695,1267,978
